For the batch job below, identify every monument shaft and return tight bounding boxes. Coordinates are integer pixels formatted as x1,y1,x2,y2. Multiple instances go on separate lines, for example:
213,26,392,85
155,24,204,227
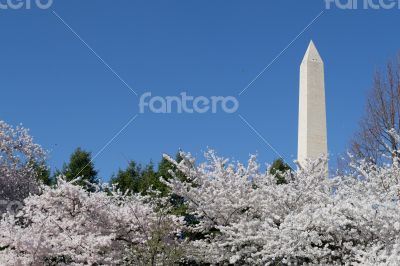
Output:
298,41,328,167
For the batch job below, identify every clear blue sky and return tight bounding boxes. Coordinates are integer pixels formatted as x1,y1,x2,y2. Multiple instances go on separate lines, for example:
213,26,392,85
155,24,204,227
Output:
1,0,399,179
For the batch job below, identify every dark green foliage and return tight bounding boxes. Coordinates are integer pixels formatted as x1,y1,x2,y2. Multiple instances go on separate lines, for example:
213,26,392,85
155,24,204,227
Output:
111,152,187,197
143,163,168,195
111,161,142,193
111,161,168,196
56,148,98,189
34,163,52,186
269,158,292,185
157,157,175,182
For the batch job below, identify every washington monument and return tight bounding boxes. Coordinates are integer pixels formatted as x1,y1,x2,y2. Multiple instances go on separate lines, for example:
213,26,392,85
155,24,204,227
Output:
298,41,328,167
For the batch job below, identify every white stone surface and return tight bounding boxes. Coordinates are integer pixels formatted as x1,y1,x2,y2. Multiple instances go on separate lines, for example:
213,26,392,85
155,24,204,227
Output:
298,41,328,167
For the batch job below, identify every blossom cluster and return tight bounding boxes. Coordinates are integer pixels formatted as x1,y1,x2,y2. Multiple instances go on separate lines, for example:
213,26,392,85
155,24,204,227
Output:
0,121,46,214
163,151,400,265
0,178,184,265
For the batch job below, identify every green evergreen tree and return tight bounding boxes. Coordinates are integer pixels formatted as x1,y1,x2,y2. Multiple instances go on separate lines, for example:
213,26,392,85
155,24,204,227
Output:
111,161,142,194
111,152,186,197
269,158,292,185
57,148,98,189
111,161,163,195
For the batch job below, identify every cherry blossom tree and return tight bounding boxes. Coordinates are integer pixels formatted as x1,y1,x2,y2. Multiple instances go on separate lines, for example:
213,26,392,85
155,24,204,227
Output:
0,121,46,214
0,177,185,265
163,150,400,265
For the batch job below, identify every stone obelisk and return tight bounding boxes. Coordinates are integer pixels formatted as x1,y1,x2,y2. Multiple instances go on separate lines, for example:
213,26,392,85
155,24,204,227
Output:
298,41,328,168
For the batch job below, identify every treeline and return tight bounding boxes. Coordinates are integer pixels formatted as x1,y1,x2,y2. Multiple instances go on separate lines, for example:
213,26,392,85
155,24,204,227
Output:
39,148,188,196
39,148,291,196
